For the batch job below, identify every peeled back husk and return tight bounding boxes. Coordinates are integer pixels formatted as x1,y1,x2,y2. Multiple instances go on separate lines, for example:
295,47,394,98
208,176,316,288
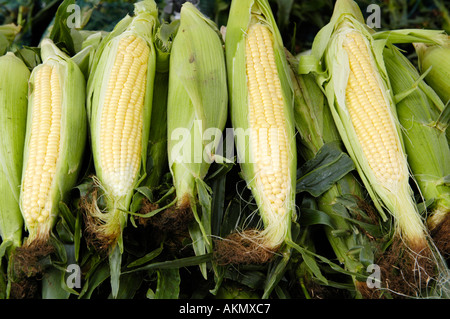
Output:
165,3,228,268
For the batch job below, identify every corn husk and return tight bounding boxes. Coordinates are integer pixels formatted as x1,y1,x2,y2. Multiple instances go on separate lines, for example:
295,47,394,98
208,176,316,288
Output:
0,53,30,250
165,3,228,274
415,38,450,105
384,45,450,256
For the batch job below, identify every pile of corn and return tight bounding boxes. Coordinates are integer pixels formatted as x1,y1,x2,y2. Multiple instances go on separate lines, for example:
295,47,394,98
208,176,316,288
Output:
0,0,449,300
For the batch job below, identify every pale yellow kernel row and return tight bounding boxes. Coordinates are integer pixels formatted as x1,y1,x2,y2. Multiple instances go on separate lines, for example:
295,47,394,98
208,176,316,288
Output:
343,31,402,186
99,35,149,197
246,23,289,215
21,64,62,226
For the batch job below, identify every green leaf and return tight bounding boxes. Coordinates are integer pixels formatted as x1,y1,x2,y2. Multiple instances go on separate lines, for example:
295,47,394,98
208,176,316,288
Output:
223,268,266,291
263,250,291,299
153,269,181,299
41,267,71,299
49,0,76,55
57,201,76,237
74,210,82,263
109,244,122,299
79,260,110,299
127,243,164,268
113,272,144,299
14,46,42,70
436,99,450,131
286,240,328,285
123,253,213,274
210,167,227,237
296,142,355,196
299,207,335,228
0,240,13,262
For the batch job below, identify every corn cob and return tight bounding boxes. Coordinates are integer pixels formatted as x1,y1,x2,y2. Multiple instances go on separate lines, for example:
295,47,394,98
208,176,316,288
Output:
414,38,450,105
222,0,296,263
0,53,30,250
85,0,158,251
19,39,86,245
384,45,450,256
300,0,445,294
165,3,227,267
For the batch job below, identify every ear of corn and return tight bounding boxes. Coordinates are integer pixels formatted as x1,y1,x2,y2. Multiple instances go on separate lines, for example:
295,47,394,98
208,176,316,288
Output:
85,0,158,251
414,38,450,105
0,53,30,249
166,3,227,266
224,0,296,255
301,0,433,262
383,45,450,250
19,39,87,244
287,52,376,296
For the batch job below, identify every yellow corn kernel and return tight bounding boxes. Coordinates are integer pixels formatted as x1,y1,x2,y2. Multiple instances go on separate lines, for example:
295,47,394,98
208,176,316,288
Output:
246,23,290,217
21,64,61,227
343,31,404,188
99,35,149,197
339,29,427,252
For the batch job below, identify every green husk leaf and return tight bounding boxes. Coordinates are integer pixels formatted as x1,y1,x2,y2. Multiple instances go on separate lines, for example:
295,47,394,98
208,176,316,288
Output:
127,243,163,268
415,40,450,106
0,23,21,54
296,142,355,197
383,44,450,237
124,253,213,273
48,0,76,55
373,29,448,46
153,268,181,299
166,2,227,273
167,2,228,202
0,53,29,249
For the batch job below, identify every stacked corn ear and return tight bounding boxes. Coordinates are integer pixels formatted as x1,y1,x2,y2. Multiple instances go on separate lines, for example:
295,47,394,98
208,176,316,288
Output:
414,37,450,106
223,0,297,262
166,2,227,261
287,52,379,298
384,45,450,258
19,39,87,246
0,53,30,251
300,0,443,288
85,0,158,251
